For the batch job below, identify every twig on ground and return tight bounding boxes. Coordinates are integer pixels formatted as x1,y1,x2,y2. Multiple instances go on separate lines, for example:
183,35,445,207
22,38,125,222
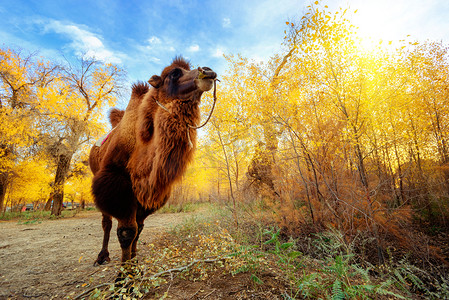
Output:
149,256,230,279
202,288,217,299
73,256,232,300
189,287,202,299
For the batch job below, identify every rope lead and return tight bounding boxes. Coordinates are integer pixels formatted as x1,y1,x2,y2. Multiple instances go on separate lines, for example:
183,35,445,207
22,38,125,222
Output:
187,78,219,148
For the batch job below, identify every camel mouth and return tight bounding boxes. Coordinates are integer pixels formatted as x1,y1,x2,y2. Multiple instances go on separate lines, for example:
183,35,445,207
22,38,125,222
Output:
197,67,217,80
195,67,217,92
167,66,217,96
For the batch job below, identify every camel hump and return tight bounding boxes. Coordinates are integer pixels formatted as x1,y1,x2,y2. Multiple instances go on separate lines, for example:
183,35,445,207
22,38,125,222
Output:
109,108,125,127
132,81,150,98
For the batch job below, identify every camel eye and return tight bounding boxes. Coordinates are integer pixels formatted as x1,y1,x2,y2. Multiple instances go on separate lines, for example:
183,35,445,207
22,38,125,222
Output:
170,68,182,80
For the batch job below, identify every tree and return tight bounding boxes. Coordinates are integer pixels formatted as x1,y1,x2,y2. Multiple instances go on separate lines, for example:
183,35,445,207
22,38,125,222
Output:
0,47,58,211
37,56,125,215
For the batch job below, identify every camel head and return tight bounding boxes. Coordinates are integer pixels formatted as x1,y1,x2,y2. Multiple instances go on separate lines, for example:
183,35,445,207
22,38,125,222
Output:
148,56,216,102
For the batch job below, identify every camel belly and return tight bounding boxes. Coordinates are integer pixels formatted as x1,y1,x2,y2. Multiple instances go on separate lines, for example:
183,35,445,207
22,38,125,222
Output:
92,164,137,220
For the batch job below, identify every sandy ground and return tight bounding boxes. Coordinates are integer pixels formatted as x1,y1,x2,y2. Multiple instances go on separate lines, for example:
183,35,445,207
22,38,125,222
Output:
0,211,188,299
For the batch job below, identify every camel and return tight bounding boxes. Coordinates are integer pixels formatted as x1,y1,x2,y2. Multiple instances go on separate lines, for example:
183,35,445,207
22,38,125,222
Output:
89,57,217,265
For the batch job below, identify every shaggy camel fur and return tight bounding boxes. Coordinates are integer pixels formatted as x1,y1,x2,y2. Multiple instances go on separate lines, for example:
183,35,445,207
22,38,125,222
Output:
89,57,217,264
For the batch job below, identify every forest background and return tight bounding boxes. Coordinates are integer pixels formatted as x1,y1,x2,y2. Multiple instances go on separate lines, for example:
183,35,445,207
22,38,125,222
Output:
1,0,449,274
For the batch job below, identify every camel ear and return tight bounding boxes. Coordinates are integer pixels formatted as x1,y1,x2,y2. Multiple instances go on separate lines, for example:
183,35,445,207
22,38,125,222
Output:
148,75,162,88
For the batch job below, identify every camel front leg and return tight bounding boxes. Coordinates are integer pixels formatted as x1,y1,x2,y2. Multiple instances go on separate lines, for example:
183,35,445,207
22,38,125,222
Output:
117,218,138,263
94,214,112,266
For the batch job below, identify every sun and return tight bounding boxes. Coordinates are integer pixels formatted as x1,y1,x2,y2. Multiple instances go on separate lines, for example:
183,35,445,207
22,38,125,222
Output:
345,0,406,51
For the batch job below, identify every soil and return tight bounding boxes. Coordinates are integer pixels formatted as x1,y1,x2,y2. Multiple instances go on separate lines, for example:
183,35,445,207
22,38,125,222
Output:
5,209,444,299
0,211,192,299
0,211,285,300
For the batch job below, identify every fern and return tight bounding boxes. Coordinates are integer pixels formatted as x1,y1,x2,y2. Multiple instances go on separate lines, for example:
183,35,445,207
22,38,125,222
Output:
387,258,449,298
405,270,425,290
332,279,345,300
350,263,370,282
297,272,322,298
374,280,406,299
393,269,408,292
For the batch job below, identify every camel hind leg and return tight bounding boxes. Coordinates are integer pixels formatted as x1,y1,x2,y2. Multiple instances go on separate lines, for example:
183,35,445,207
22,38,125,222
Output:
92,164,137,263
94,213,112,266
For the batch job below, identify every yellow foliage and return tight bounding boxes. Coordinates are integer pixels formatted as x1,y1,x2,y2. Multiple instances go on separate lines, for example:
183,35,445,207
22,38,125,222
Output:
176,2,449,243
6,158,52,204
1,47,124,208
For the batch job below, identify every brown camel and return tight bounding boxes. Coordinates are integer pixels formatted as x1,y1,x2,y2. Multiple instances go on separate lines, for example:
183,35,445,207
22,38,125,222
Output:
89,57,217,265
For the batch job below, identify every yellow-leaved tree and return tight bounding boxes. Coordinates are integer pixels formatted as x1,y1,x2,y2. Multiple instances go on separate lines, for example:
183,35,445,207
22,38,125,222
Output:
0,48,58,212
1,48,125,214
37,57,125,215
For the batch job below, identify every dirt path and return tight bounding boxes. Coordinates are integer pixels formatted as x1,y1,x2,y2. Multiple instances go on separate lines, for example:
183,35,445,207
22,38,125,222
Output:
0,211,190,299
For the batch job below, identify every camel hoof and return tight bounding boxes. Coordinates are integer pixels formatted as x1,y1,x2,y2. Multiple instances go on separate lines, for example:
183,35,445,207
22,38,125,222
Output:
93,250,110,266
93,258,110,266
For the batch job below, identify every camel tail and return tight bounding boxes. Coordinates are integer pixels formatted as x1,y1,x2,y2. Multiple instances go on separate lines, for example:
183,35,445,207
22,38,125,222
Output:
109,108,125,128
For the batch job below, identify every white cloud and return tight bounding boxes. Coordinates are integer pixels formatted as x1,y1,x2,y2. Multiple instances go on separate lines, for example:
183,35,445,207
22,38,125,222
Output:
148,36,161,44
149,56,161,63
222,18,231,28
188,44,200,52
43,20,122,64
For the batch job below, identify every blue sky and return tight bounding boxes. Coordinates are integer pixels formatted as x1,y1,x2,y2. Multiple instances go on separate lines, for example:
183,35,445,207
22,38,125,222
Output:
1,0,449,87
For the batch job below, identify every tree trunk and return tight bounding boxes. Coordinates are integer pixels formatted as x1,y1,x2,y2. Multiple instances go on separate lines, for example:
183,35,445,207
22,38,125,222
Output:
214,123,238,227
51,153,72,216
231,143,239,191
0,172,8,213
246,46,294,199
355,142,368,189
430,105,449,193
0,143,11,213
393,142,406,205
289,131,314,223
44,196,52,211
